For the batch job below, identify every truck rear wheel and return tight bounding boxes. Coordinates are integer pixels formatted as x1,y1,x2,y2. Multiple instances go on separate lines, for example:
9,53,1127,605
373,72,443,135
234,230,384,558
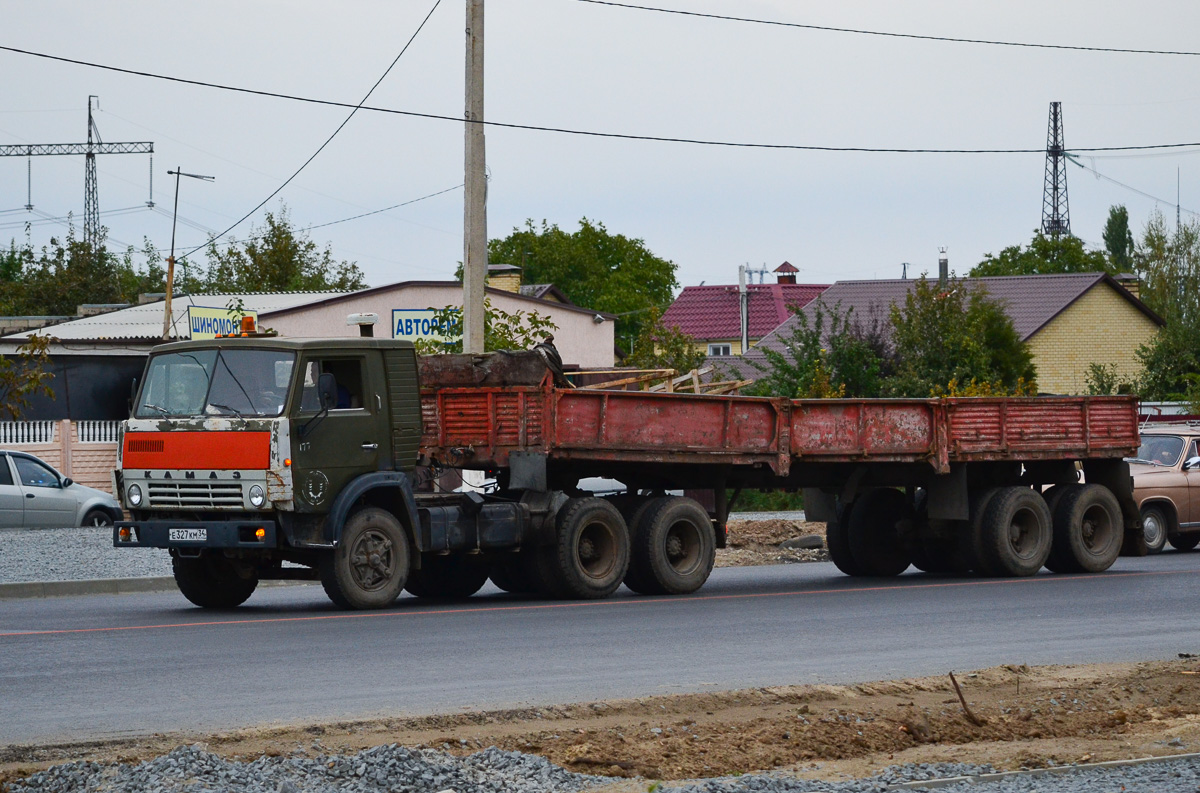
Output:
542,497,630,599
172,555,258,609
1046,484,1122,573
623,497,668,594
826,505,865,576
847,488,911,577
489,555,533,593
627,497,715,595
320,507,410,609
405,555,489,598
978,486,1052,577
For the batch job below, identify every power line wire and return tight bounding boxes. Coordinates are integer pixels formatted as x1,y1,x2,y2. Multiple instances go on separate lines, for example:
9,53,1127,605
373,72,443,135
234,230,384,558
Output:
571,0,1200,56
3,43,1200,155
180,0,444,258
1066,154,1200,217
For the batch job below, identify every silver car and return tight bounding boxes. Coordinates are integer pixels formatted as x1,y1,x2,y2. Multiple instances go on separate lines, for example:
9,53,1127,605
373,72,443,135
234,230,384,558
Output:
0,450,123,529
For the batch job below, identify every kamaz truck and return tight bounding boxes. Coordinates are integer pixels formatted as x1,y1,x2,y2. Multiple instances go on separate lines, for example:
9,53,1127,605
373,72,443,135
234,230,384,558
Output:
113,332,1145,609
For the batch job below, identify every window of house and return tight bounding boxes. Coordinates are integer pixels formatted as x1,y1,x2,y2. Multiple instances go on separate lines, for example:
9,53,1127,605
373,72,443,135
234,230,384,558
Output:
708,343,732,357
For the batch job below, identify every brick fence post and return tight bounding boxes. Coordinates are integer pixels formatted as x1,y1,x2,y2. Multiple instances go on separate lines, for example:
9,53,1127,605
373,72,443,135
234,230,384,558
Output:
60,419,74,478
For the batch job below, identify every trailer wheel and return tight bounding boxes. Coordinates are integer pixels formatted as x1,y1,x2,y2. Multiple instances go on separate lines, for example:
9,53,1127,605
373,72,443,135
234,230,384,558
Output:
319,507,409,609
826,505,865,576
543,497,630,599
623,497,669,594
628,497,715,595
1140,505,1168,554
978,486,1052,577
172,555,258,609
960,487,1002,576
405,555,489,598
1169,529,1200,552
847,488,911,577
1045,484,1122,573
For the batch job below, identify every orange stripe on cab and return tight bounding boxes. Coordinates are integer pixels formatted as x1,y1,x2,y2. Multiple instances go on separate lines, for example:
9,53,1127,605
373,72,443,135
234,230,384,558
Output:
123,432,271,470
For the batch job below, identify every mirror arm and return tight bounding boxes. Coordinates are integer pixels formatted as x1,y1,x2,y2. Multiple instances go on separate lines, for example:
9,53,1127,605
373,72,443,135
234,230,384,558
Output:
299,406,329,439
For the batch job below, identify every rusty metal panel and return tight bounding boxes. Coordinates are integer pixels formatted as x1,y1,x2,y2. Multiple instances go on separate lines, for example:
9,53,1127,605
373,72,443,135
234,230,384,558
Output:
946,396,1139,458
554,390,783,455
790,400,936,458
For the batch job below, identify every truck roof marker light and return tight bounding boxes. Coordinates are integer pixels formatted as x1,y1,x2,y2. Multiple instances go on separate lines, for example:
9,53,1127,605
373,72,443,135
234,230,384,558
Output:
241,315,256,334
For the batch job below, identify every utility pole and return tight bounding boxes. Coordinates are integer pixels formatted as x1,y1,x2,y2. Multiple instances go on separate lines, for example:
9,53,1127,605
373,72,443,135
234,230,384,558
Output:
738,264,749,354
462,0,487,354
163,168,215,340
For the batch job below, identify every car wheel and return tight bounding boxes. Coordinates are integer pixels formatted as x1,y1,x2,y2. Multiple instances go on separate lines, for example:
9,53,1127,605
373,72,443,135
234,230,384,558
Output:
1169,530,1200,552
1141,505,1168,554
82,509,114,528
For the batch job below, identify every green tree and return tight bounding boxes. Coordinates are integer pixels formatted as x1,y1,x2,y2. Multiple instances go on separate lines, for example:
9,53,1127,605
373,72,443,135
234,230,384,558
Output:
972,230,1113,277
0,335,55,421
487,218,677,349
203,205,367,293
1103,205,1135,272
413,299,557,355
625,307,705,375
742,300,887,399
888,276,1036,396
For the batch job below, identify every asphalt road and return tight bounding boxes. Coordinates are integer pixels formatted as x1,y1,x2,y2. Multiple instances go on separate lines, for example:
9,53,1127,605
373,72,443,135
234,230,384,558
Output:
3,556,1200,747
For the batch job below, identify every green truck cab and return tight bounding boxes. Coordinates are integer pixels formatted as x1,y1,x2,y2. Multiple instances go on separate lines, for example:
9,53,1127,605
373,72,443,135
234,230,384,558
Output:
113,336,525,609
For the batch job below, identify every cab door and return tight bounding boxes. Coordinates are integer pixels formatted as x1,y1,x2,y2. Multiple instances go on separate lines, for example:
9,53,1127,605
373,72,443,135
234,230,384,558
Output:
0,454,23,528
289,353,389,514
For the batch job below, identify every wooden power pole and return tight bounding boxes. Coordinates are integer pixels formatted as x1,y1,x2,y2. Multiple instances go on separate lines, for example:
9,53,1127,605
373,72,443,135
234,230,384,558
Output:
462,0,487,354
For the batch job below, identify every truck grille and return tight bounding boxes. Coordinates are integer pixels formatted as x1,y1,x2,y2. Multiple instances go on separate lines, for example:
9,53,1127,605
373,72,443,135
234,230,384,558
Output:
147,481,243,508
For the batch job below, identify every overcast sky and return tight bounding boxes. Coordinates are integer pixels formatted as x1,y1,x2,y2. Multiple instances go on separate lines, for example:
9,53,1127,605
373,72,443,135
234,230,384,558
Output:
3,1,1199,300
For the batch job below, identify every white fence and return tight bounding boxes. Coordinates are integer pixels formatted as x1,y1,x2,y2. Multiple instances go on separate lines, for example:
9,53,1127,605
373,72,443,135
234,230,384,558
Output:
0,421,57,445
77,420,121,444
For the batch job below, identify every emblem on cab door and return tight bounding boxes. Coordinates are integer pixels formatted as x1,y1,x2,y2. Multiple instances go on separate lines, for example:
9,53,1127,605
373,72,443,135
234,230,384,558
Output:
303,471,330,505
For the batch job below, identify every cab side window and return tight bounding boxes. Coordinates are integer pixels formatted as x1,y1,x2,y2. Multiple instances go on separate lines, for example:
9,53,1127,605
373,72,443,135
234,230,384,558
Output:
0,455,13,487
298,358,366,412
14,457,60,488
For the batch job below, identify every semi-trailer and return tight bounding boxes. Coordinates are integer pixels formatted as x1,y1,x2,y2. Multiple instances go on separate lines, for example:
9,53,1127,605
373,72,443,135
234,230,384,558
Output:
113,334,1142,609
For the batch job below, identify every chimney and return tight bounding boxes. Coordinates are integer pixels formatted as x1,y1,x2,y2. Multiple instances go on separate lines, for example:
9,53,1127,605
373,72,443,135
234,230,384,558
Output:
486,263,523,293
774,261,798,285
1114,272,1141,300
938,247,949,287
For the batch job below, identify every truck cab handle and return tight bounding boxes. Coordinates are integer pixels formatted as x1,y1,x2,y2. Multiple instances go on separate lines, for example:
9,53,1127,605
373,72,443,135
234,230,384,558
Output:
361,443,379,451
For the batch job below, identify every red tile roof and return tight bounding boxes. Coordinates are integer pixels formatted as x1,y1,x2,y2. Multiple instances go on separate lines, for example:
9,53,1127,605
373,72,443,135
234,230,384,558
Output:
660,283,829,340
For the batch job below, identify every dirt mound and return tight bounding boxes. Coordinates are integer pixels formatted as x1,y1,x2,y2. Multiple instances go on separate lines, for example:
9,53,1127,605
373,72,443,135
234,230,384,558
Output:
6,660,1199,789
719,518,828,567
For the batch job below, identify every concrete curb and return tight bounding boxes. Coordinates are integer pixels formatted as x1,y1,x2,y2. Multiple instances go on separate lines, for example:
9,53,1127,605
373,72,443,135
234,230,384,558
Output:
0,577,178,599
0,577,313,600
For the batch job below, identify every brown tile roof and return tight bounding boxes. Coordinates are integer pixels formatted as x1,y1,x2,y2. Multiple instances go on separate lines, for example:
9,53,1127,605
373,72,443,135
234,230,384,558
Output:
660,283,829,340
748,272,1163,362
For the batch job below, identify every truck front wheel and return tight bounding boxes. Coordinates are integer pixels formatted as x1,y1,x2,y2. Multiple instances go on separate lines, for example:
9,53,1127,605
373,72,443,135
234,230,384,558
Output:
172,555,258,608
543,497,630,599
320,508,410,609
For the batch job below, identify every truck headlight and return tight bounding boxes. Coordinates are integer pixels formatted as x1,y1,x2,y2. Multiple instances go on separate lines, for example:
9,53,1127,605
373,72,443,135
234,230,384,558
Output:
128,484,143,507
249,484,265,508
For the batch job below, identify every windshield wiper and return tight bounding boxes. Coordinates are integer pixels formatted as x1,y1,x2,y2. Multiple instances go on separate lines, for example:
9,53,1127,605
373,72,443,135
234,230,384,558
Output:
141,403,171,417
208,403,249,423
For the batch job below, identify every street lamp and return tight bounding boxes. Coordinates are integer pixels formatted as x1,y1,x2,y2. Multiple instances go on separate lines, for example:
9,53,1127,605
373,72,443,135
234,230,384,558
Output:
162,167,215,340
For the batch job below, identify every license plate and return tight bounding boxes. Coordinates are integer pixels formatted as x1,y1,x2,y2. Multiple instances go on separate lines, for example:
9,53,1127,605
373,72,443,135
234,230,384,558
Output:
169,528,207,542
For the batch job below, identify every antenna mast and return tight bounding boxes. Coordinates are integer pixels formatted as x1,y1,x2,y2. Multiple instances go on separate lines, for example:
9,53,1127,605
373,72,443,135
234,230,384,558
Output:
1041,101,1071,237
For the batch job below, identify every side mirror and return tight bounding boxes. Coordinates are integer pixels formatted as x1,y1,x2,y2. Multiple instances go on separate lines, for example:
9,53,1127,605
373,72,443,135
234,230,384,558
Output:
1185,456,1200,471
318,373,337,410
62,477,73,488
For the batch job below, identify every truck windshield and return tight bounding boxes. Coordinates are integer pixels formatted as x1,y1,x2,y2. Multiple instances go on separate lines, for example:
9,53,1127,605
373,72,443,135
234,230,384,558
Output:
135,349,296,418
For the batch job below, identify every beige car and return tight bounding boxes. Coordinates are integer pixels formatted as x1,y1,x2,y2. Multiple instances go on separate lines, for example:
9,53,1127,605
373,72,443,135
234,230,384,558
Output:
1128,424,1200,553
